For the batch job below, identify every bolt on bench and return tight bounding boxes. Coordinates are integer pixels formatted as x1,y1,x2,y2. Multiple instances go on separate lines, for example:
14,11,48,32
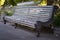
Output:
3,6,55,37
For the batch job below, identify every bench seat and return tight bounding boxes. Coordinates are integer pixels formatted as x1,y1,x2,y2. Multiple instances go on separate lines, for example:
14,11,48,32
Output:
5,16,36,28
3,6,55,37
4,6,54,28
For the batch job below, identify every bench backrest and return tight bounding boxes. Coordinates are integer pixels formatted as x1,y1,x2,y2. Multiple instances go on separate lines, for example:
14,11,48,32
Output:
13,6,54,22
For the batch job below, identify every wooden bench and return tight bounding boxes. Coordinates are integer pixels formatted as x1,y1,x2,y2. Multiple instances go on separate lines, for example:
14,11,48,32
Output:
3,6,55,37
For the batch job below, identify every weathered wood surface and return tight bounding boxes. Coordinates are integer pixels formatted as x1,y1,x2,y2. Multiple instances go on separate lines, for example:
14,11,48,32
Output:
5,6,54,28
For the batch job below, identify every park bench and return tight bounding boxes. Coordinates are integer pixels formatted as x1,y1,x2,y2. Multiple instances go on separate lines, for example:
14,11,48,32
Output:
3,6,55,37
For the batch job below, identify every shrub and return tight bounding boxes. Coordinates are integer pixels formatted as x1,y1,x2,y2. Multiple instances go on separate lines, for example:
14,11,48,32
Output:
53,8,60,27
5,10,13,16
0,11,1,15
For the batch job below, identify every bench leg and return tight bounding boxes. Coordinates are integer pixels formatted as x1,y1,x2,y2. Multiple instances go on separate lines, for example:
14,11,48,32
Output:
3,17,6,24
50,24,54,34
15,23,18,28
35,24,41,37
4,20,6,24
36,29,41,37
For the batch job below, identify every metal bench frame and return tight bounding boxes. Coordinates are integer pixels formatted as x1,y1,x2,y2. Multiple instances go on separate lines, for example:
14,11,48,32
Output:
35,8,55,37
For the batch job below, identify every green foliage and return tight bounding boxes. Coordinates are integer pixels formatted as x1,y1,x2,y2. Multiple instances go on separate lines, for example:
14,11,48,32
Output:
14,0,22,3
6,0,17,6
2,0,23,6
0,11,1,15
5,10,13,16
53,8,60,27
